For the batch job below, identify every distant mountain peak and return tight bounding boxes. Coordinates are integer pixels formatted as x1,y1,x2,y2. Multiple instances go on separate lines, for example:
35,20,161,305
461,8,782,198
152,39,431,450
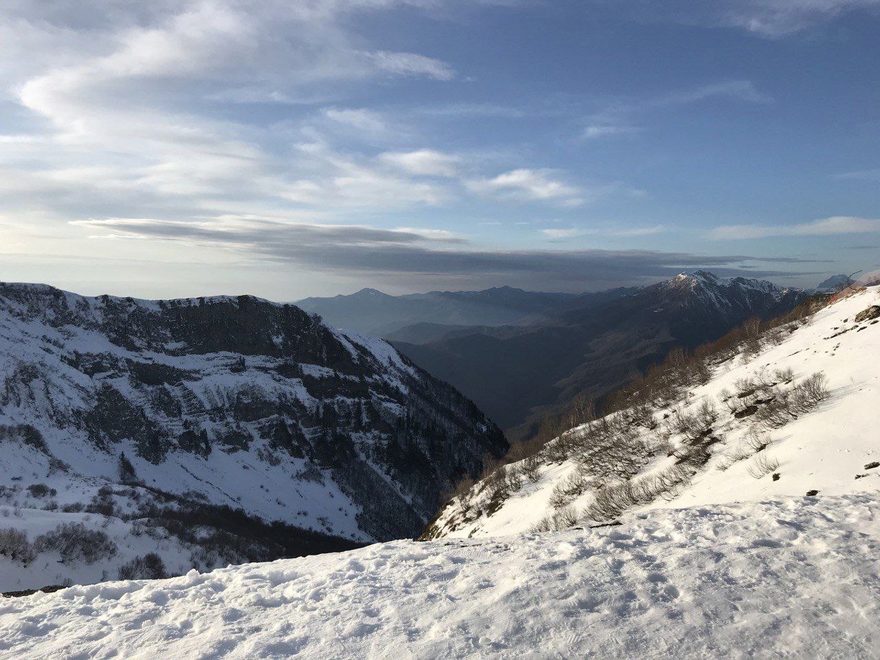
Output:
353,287,389,297
814,274,855,294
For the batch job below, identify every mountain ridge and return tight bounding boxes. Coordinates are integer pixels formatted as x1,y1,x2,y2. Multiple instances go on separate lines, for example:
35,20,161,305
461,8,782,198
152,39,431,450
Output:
0,282,506,592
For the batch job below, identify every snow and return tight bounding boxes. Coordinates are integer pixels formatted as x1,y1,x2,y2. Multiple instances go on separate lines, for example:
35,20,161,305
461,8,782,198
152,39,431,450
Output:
1,282,466,591
432,285,880,539
1,493,878,658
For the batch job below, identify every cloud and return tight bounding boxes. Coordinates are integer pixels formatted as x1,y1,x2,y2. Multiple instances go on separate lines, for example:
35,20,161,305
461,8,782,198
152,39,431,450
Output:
69,215,817,291
834,169,880,182
541,228,583,240
601,1,880,37
324,108,390,135
469,169,584,207
582,124,641,140
378,149,460,177
365,51,455,80
709,216,880,239
654,80,773,106
541,225,665,240
415,103,530,119
717,0,880,36
577,79,770,144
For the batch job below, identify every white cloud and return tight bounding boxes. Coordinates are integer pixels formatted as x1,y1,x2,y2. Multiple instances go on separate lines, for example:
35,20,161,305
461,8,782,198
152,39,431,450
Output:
835,169,880,182
582,124,641,140
541,228,583,239
709,216,880,239
655,80,773,106
0,1,470,230
604,1,880,37
324,108,390,135
718,0,880,36
469,169,584,207
541,225,666,240
379,149,460,176
365,51,455,80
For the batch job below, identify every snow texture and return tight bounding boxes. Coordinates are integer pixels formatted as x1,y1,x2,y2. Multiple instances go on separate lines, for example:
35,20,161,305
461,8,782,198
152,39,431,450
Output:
1,494,878,658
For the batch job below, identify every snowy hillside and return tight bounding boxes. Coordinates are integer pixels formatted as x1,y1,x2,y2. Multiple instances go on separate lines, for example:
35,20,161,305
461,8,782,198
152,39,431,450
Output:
426,284,880,539
0,283,506,592
1,494,877,658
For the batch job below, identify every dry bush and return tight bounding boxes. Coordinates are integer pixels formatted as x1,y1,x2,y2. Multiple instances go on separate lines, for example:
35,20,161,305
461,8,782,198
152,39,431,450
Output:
774,367,794,384
549,468,591,510
583,464,693,522
0,528,35,564
747,453,780,479
118,552,167,580
521,455,541,483
755,372,828,430
34,523,118,564
532,505,580,533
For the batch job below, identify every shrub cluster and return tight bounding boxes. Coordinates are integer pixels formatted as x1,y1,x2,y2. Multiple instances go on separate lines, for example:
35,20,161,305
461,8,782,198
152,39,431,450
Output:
34,523,118,564
0,528,36,564
118,553,167,580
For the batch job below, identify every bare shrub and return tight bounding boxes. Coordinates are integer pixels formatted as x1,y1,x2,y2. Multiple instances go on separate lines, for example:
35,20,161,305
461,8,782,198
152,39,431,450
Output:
793,372,829,409
118,552,167,580
747,453,780,479
746,429,770,453
584,464,692,522
755,372,828,430
0,528,35,564
549,468,590,509
532,505,580,533
34,523,118,564
26,483,56,498
774,367,794,384
521,455,541,483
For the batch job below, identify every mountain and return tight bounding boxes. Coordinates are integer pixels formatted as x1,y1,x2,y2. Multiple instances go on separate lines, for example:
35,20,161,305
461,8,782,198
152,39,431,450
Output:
394,271,807,438
814,273,855,293
296,286,632,337
0,283,506,592
2,285,877,658
424,283,880,540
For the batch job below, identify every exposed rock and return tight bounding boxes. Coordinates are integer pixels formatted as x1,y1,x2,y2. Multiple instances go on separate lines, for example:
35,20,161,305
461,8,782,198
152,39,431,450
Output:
854,306,880,323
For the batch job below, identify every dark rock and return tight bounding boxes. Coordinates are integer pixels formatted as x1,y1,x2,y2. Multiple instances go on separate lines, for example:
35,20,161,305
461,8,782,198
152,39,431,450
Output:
806,489,819,496
854,306,880,323
864,461,880,470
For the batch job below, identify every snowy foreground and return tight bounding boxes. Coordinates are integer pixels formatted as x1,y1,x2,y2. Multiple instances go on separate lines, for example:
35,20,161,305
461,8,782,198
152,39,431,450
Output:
2,494,879,658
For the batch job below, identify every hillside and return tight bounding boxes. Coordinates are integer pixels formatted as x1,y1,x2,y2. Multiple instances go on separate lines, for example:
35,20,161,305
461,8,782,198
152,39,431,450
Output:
0,283,506,592
1,494,877,657
396,271,806,436
425,283,880,540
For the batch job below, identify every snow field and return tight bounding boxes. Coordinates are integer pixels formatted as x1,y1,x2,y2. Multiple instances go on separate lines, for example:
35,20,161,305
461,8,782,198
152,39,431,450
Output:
1,494,878,658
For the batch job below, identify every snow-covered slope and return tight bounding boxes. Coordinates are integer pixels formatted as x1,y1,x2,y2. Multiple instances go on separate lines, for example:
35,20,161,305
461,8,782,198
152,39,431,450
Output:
1,494,878,658
0,283,506,591
426,284,880,539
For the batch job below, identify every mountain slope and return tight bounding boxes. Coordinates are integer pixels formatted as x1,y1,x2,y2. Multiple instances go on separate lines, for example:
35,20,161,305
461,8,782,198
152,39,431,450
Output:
0,283,506,592
2,494,877,658
396,271,806,436
425,284,879,540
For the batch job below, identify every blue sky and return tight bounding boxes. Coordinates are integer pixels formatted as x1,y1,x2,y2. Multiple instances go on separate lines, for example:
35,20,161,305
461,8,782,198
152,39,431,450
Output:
1,0,878,298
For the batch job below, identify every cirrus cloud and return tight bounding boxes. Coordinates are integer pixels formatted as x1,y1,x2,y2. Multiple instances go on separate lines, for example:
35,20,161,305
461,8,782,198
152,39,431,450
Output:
709,216,880,240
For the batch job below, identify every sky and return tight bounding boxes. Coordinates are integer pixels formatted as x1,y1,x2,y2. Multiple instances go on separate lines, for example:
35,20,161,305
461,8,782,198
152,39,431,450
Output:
1,0,879,299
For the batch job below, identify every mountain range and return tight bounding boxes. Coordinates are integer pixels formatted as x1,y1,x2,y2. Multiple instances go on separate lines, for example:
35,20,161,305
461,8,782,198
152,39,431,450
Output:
393,272,807,438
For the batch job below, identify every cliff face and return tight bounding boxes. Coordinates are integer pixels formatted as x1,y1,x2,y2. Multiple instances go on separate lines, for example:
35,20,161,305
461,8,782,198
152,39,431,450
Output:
0,283,507,590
